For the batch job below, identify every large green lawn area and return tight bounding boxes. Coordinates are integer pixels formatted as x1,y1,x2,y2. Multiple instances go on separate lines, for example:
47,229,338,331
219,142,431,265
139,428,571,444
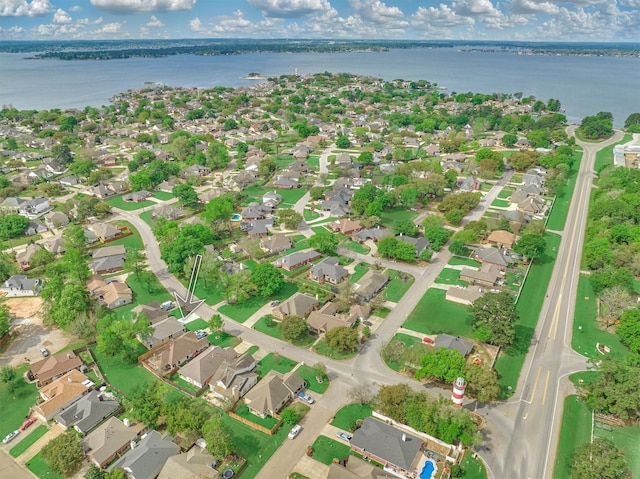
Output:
234,403,279,429
384,333,421,371
26,452,65,479
207,331,242,348
379,207,417,230
296,364,330,394
10,425,48,457
314,340,358,360
0,365,39,438
191,278,225,306
460,450,488,479
152,191,174,201
106,196,156,210
495,232,561,397
342,240,370,254
350,262,369,283
115,271,175,318
256,352,297,379
91,346,156,396
105,220,144,251
278,188,308,205
546,150,583,231
311,436,352,465
403,288,473,337
185,318,208,331
554,396,592,479
594,421,640,476
572,275,628,358
434,268,469,287
253,316,316,348
594,134,631,173
218,282,298,322
330,403,372,430
383,269,414,302
490,199,510,208
448,256,481,268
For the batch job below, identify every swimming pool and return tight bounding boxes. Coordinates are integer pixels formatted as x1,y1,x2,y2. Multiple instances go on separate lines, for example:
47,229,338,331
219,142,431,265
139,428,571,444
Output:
231,214,242,221
419,459,437,479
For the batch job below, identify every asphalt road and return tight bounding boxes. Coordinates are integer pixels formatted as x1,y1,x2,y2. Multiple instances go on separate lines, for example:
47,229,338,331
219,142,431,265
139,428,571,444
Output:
478,129,624,479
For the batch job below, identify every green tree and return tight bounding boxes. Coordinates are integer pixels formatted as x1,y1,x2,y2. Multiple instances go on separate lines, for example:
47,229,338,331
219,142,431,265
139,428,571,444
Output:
586,355,640,421
51,144,73,164
307,232,339,255
309,186,328,201
376,384,413,423
85,465,106,479
47,282,89,328
423,224,452,251
463,364,501,402
513,233,546,260
125,381,165,429
172,183,199,207
280,407,298,425
415,348,466,383
0,364,16,383
325,326,359,352
202,416,234,457
624,113,640,133
279,316,309,342
616,308,640,353
570,438,631,479
28,248,55,269
0,214,30,240
251,263,285,297
471,292,518,348
202,194,235,238
163,398,208,436
394,219,418,237
277,209,303,230
41,430,84,476
449,240,470,256
336,135,351,148
97,313,152,363
124,247,146,278
209,314,223,332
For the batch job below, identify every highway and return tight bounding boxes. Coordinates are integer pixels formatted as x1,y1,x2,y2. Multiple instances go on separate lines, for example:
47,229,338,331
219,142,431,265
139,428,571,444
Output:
478,128,624,479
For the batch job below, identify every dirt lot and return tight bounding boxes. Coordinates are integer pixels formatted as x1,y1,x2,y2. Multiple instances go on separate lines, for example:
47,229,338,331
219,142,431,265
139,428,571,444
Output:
4,297,44,319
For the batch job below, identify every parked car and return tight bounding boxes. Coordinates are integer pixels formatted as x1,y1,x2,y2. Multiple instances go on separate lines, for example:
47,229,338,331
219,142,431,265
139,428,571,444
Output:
298,391,315,404
287,424,301,440
20,417,36,431
160,301,175,311
39,347,49,357
362,320,373,327
195,330,208,340
336,431,352,442
270,300,280,307
2,430,19,444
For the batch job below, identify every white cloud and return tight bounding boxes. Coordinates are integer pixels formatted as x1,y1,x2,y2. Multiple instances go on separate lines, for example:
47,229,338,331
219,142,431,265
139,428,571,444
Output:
452,0,522,29
411,4,475,28
89,0,195,13
619,0,640,6
145,15,164,27
188,16,202,31
95,21,123,33
0,0,52,17
349,0,407,26
33,22,80,36
69,5,81,12
509,0,560,14
52,8,72,24
247,0,332,18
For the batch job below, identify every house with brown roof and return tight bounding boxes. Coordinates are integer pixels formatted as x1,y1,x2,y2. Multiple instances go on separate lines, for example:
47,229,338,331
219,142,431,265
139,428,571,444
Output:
307,304,356,335
33,370,93,421
445,285,484,306
139,317,186,350
89,223,122,242
178,346,237,389
274,177,300,189
272,249,321,271
157,447,219,479
209,353,258,403
518,196,545,216
86,275,133,309
144,332,209,377
131,301,169,324
353,271,389,302
328,456,397,479
331,218,362,235
16,243,42,270
84,417,146,468
486,230,516,249
44,211,69,229
243,369,305,418
29,350,84,387
260,234,294,254
271,293,319,320
459,263,502,287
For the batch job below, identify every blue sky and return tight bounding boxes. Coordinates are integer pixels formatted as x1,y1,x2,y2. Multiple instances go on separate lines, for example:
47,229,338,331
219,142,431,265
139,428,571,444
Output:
0,0,638,41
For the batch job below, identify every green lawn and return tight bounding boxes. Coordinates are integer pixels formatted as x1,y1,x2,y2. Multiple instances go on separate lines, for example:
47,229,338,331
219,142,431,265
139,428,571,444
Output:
314,340,358,360
9,425,48,457
572,275,628,358
553,396,593,479
0,365,39,438
308,155,320,168
139,210,154,226
594,421,640,476
256,352,297,379
105,221,145,251
383,333,421,371
311,435,352,465
107,196,155,210
380,207,418,230
117,272,174,318
403,288,472,337
495,232,561,397
191,278,225,306
350,263,369,283
185,318,209,331
434,268,469,287
303,208,321,221
220,413,287,479
278,188,308,205
460,450,488,479
152,191,174,201
26,452,65,479
546,150,583,231
296,365,329,394
383,269,414,302
169,373,201,395
245,345,260,356
448,256,481,268
234,403,279,429
312,225,331,235
91,346,155,396
331,403,373,430
497,188,514,200
342,240,370,254
490,199,510,208
253,316,315,348
207,331,242,348
219,283,298,323
594,134,631,173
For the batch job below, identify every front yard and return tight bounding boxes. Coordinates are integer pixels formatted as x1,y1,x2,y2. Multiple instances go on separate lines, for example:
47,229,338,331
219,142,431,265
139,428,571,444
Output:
330,403,373,431
106,196,156,210
296,364,329,394
0,365,38,438
434,268,469,287
256,352,297,379
218,283,298,323
403,288,473,337
311,435,353,465
383,269,414,302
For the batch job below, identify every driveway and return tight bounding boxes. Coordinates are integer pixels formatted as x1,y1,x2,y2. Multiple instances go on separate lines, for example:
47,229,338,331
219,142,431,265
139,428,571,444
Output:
0,451,34,479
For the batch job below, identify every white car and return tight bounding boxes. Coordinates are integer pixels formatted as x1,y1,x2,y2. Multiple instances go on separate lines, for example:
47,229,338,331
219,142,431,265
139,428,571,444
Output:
3,430,19,444
287,424,302,440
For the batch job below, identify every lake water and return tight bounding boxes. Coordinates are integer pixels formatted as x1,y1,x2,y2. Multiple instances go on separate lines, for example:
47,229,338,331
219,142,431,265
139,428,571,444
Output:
1,48,638,126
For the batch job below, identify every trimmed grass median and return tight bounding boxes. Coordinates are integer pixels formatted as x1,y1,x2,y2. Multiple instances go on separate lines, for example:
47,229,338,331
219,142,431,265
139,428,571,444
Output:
9,425,48,457
546,150,582,231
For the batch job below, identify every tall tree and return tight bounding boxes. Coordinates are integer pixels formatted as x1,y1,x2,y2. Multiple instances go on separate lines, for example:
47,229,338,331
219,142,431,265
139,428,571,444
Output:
202,416,234,457
279,316,309,342
325,326,359,352
471,292,518,347
251,263,285,297
570,438,631,479
415,348,466,383
513,234,546,261
586,355,640,421
41,431,84,476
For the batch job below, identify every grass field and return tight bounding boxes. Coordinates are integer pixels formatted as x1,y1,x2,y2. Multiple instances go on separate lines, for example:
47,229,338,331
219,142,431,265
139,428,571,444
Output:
594,134,631,173
403,288,472,337
495,232,561,397
331,403,373,430
594,421,640,475
253,316,315,347
546,150,583,231
185,318,208,331
303,208,321,221
460,450,488,479
234,403,279,429
218,282,298,322
497,188,514,199
152,191,174,201
107,196,155,210
256,352,297,379
278,188,308,205
91,346,155,396
311,436,352,465
296,365,330,394
554,396,596,479
207,331,242,348
350,263,369,283
448,256,481,268
490,199,510,208
314,340,358,360
434,268,469,287
26,452,65,479
380,207,418,230
0,365,39,438
9,425,48,458
342,240,370,254
383,269,414,302
572,275,628,358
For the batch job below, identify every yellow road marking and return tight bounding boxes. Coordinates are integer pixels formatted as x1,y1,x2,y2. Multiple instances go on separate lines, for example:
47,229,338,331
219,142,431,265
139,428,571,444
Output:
541,370,551,406
530,366,542,403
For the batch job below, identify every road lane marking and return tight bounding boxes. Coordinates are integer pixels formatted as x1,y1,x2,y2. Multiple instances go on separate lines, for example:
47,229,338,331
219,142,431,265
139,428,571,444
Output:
530,366,542,403
551,293,562,340
541,370,551,406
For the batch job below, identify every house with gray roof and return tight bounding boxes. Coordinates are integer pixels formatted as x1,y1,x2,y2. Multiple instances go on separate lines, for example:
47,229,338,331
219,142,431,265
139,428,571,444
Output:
309,257,348,284
109,430,180,479
152,204,184,221
474,247,515,269
24,220,47,236
274,177,300,189
178,346,237,389
55,390,120,434
328,455,397,479
353,271,389,302
84,417,146,468
459,263,502,287
157,447,219,479
272,293,318,320
260,234,293,254
434,334,474,357
89,223,122,242
209,353,258,403
44,211,69,229
1,275,44,296
272,249,321,271
0,196,26,214
16,243,42,270
241,202,271,220
244,370,305,418
19,196,53,219
90,255,125,275
356,227,392,243
350,417,423,476
139,318,186,350
240,218,273,237
396,235,430,255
